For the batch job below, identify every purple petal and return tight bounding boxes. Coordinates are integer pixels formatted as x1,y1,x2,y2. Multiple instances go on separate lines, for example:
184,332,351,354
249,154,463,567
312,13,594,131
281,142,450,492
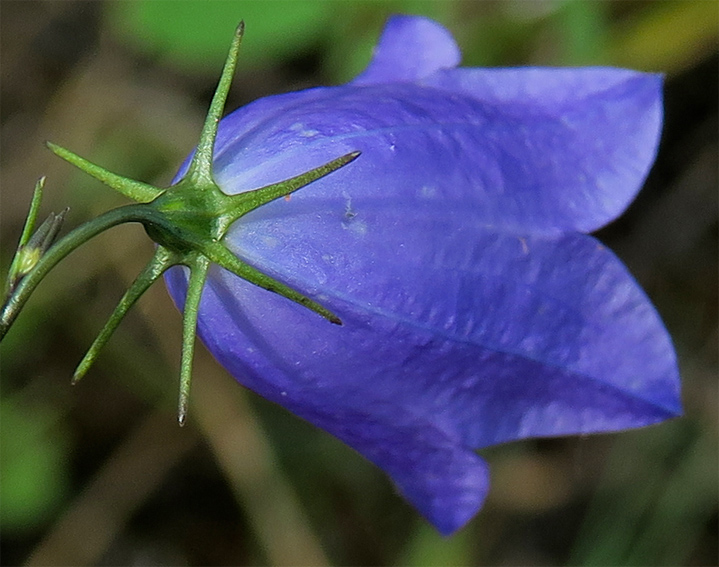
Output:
218,203,681,434
207,68,661,236
422,67,664,230
165,201,679,532
352,15,461,86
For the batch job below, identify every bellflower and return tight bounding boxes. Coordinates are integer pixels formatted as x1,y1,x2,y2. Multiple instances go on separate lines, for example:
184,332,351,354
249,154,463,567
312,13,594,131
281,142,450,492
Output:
163,16,680,534
1,15,681,537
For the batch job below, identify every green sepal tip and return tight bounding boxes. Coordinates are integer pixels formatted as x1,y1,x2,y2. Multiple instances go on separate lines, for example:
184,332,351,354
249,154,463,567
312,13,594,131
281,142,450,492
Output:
226,150,361,220
46,141,163,203
178,254,211,426
72,246,177,385
186,21,245,186
201,240,342,325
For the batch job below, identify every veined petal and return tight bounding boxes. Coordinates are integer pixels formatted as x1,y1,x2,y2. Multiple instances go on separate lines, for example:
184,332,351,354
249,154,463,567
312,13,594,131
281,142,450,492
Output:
206,67,661,235
309,408,490,536
352,15,461,86
167,263,491,535
218,205,680,432
165,200,680,532
422,67,664,231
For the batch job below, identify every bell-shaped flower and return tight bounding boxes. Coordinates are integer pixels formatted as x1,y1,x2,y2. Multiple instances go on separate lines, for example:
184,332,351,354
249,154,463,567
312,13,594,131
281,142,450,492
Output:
163,15,681,535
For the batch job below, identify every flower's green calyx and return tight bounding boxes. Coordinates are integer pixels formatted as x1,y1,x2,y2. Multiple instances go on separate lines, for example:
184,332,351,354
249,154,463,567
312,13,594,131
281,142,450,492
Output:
0,21,359,425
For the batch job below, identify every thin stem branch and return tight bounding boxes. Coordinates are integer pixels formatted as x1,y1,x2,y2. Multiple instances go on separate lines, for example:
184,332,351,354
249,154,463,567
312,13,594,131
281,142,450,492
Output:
0,204,152,339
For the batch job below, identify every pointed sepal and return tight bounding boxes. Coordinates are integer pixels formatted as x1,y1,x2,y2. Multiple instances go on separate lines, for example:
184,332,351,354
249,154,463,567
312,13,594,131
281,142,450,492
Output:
185,21,245,186
47,142,163,203
73,246,177,384
178,254,211,425
225,151,361,221
202,241,342,325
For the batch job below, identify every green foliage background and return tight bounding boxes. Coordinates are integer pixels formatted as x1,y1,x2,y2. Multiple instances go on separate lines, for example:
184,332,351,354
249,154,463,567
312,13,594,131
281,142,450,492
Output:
1,1,716,565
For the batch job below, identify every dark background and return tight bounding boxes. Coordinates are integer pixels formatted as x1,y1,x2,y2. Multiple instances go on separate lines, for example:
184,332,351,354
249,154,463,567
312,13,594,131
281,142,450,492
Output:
1,1,717,565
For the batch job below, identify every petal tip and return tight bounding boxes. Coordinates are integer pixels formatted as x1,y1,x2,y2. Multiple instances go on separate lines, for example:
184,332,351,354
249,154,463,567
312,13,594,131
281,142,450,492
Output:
352,15,461,86
394,446,490,536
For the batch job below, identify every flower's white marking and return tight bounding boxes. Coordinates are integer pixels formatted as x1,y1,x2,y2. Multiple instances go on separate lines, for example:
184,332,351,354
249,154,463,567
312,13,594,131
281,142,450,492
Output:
352,220,368,235
420,185,437,198
289,121,319,138
261,235,281,248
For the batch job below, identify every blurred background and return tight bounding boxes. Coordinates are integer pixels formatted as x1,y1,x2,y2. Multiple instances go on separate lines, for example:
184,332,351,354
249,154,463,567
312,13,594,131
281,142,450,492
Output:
1,1,716,565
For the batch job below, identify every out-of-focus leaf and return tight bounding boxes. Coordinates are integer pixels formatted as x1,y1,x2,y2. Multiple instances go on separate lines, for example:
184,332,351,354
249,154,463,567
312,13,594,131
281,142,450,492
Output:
555,0,609,64
0,398,71,533
109,0,333,70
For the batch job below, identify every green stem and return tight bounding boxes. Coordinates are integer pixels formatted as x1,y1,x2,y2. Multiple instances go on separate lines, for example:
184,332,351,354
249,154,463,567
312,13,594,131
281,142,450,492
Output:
0,203,152,339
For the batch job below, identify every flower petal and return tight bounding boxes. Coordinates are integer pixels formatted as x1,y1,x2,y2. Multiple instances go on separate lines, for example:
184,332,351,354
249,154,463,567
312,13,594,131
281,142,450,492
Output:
352,15,461,86
165,197,680,532
219,203,681,434
422,67,664,231
167,264,490,535
207,68,661,235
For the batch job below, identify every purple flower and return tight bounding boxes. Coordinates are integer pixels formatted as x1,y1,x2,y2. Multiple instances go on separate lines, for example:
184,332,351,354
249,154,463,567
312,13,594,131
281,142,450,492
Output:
166,15,681,534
